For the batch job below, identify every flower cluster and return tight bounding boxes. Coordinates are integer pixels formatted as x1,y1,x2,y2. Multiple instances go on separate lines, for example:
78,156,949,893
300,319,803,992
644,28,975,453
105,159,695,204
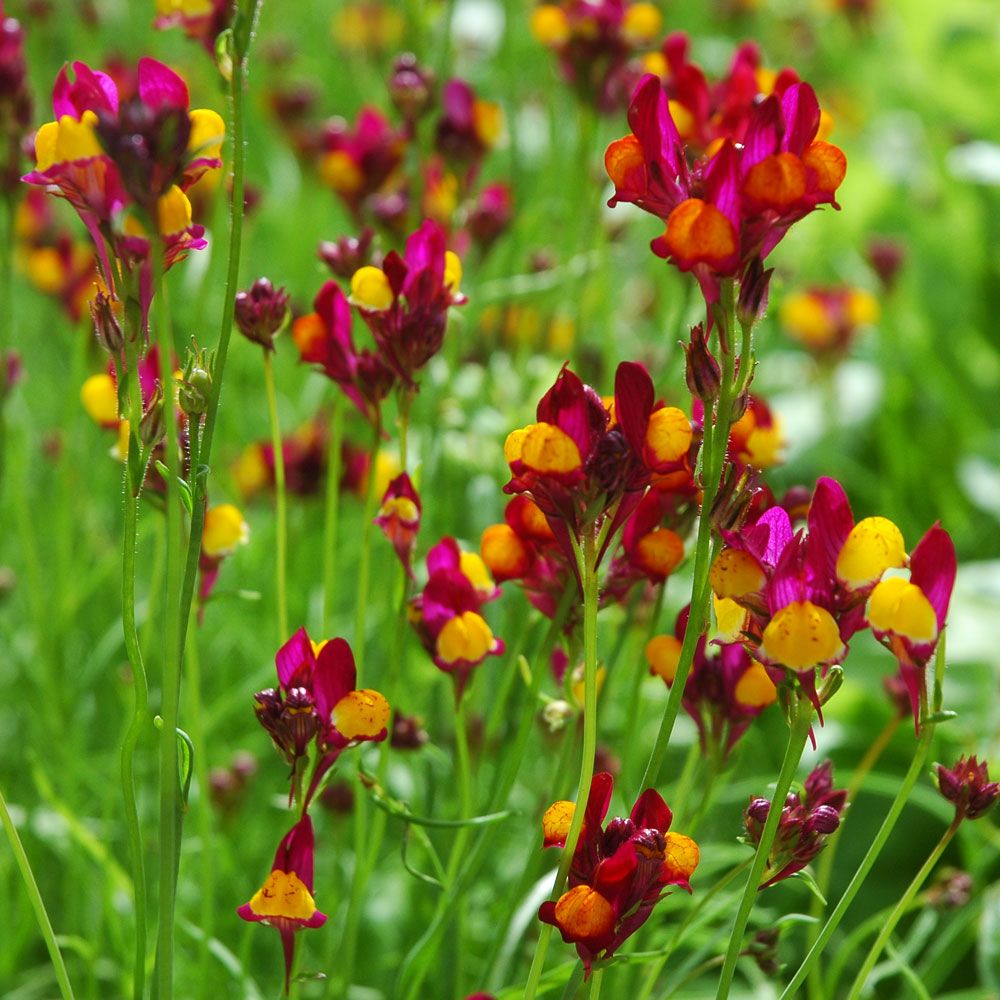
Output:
409,537,504,697
539,772,699,973
23,57,224,329
709,476,956,721
606,68,846,307
646,606,777,759
530,0,663,112
935,756,999,822
743,761,846,887
293,219,465,418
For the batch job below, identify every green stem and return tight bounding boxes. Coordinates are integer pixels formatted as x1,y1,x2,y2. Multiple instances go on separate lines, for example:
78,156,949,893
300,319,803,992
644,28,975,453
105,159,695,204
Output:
589,968,604,1000
119,328,150,1000
321,395,344,634
715,689,814,1000
806,713,901,1000
262,349,288,640
353,417,382,682
779,637,947,1000
844,818,961,1000
638,278,740,791
449,693,475,995
154,234,183,1000
0,785,75,1000
523,529,600,1000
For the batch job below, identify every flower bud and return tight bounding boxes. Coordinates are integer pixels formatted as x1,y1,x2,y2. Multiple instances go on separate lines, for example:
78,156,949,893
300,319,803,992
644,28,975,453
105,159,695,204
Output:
178,365,211,416
936,755,999,821
737,258,774,329
389,53,434,124
682,323,721,404
804,805,841,835
139,387,166,448
318,229,375,278
391,712,428,749
90,289,125,356
234,277,290,350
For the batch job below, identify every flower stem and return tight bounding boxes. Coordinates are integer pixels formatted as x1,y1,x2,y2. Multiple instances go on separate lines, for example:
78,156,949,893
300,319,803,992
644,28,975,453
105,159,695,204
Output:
321,395,344,634
715,688,814,1000
522,527,600,1000
153,233,183,1000
589,968,604,1000
353,417,382,682
638,279,740,791
262,349,288,640
779,639,947,999
844,817,961,999
0,784,75,1000
806,713,901,1000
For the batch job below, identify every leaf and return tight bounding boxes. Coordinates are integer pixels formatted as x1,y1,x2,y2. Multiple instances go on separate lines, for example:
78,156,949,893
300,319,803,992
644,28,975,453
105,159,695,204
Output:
791,868,827,906
978,883,1000,994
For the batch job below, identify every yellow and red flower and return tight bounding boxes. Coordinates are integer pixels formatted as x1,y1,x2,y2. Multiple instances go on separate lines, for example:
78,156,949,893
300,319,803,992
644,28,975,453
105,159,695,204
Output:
538,772,699,973
374,472,422,577
780,285,880,356
237,815,327,992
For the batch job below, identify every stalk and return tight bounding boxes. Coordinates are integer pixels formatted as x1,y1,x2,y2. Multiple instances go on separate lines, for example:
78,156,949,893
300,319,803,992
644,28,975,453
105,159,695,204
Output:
1,785,75,1000
262,349,288,640
844,817,961,999
522,528,600,1000
321,396,344,634
353,417,382,682
638,279,741,790
715,689,815,1000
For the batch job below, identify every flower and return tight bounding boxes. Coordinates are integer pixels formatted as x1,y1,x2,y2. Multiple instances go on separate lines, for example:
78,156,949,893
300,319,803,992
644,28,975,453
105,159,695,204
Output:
743,761,846,887
606,72,846,308
935,755,998,822
198,502,249,615
253,628,389,804
780,285,880,356
237,815,327,993
374,472,421,577
539,772,699,974
234,277,290,351
409,537,504,697
154,0,232,53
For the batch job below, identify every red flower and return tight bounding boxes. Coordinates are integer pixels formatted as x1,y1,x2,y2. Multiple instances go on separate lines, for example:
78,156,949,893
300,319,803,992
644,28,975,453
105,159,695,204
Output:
539,772,699,974
374,472,422,577
237,816,327,993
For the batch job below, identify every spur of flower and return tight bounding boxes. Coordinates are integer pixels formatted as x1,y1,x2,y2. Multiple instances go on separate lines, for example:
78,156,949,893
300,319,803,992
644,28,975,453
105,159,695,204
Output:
237,815,327,993
503,361,692,564
409,536,504,698
253,628,389,804
605,71,846,306
539,772,699,973
743,761,846,887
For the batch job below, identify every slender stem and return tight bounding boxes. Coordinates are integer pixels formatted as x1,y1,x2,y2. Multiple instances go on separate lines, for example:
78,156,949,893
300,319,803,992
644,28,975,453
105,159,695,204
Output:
449,693,475,995
0,785,75,1000
154,233,183,1000
715,689,814,1000
639,279,739,791
118,325,150,1000
589,968,604,1000
806,713,901,1000
779,637,947,999
845,818,961,1000
262,349,288,639
353,418,382,682
321,396,344,634
523,529,600,1000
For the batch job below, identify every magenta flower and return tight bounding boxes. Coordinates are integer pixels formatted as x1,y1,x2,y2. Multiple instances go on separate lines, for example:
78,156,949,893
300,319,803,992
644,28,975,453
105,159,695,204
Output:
374,472,422,577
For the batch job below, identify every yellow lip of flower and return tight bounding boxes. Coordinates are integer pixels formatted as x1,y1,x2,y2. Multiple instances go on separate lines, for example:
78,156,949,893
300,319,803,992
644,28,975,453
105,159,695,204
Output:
554,885,615,940
663,831,700,882
520,422,583,475
81,372,119,425
320,149,364,196
867,577,937,644
349,266,394,311
571,665,606,709
636,527,685,579
246,869,319,922
713,594,747,642
480,523,530,578
780,291,836,348
472,99,503,149
846,289,880,327
541,799,575,847
835,516,906,590
34,110,102,171
741,423,783,468
436,611,495,664
187,108,225,161
645,406,693,466
760,600,844,671
645,633,682,683
530,4,570,47
709,548,765,600
202,503,249,558
157,186,194,236
621,1,663,44
443,250,462,293
331,688,391,740
379,496,419,525
459,550,495,596
734,662,778,708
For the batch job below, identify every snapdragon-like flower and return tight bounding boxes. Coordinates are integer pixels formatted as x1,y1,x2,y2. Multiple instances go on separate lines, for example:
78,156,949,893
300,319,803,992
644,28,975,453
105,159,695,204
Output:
198,502,249,614
539,772,699,974
237,815,327,993
154,0,232,54
409,537,504,697
935,756,999,822
374,472,421,577
606,72,846,307
349,219,466,387
434,78,502,171
743,761,846,887
253,628,389,803
780,285,880,356
503,361,693,564
647,606,777,758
